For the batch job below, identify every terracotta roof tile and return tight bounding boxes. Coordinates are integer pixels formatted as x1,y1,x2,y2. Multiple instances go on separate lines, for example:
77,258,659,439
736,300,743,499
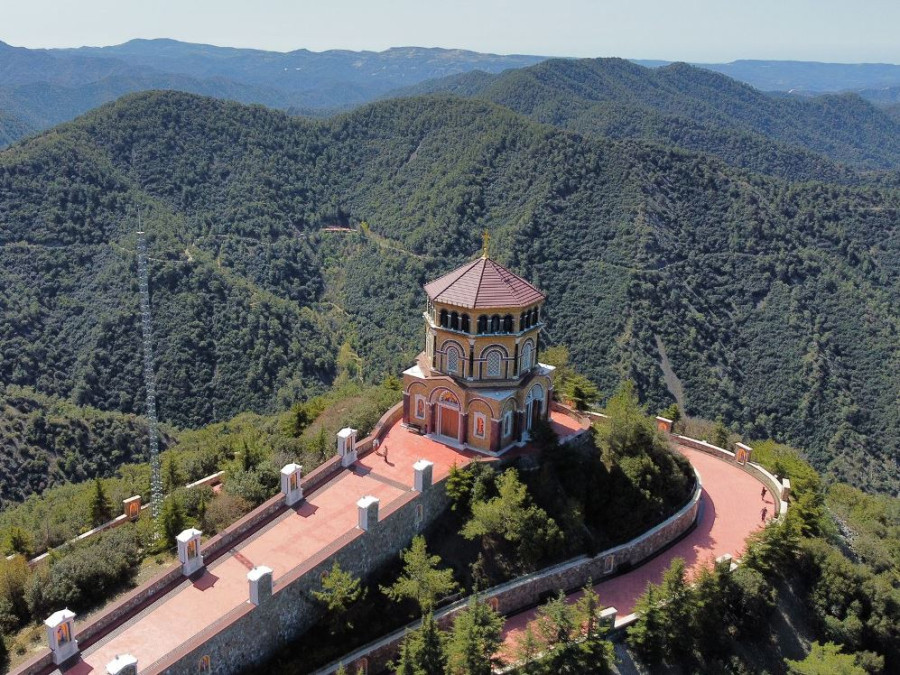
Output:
424,257,545,309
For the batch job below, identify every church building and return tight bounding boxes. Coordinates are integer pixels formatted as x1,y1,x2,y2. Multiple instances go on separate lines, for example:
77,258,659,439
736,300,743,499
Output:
402,245,555,455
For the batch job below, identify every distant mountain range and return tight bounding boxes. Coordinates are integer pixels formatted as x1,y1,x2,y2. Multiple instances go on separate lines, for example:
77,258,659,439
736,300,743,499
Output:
390,58,900,181
1,38,900,148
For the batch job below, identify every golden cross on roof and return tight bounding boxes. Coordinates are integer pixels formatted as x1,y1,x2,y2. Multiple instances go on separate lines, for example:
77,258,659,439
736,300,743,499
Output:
482,230,490,259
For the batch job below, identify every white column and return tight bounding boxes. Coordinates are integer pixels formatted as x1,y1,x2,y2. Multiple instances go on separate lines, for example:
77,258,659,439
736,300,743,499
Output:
176,528,204,576
45,608,79,665
357,496,379,531
338,428,358,467
413,460,434,492
248,566,273,606
280,463,304,506
598,607,617,631
107,654,138,675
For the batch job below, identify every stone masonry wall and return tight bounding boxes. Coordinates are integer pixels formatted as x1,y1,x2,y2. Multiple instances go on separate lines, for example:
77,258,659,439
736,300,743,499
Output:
312,464,703,675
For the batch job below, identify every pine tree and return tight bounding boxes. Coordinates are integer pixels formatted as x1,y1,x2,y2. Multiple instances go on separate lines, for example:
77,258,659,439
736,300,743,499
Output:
658,557,695,663
89,478,113,527
159,496,186,547
163,456,183,492
312,561,366,635
627,583,666,666
417,613,447,675
382,536,458,614
446,597,504,675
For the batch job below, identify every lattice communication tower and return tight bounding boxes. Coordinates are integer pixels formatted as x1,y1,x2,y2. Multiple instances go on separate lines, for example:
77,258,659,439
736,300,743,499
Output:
137,228,164,519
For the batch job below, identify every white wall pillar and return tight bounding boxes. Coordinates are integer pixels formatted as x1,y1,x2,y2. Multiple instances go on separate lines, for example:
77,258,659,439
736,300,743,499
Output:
176,528,204,576
45,608,78,665
338,427,358,467
248,566,273,606
413,459,434,492
735,442,753,465
655,416,674,434
781,477,792,501
598,606,617,631
357,496,379,531
123,495,141,521
107,654,138,675
280,463,304,506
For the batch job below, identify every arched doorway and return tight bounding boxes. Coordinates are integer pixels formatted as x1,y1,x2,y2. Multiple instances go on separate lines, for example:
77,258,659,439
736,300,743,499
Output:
435,390,460,441
525,384,545,433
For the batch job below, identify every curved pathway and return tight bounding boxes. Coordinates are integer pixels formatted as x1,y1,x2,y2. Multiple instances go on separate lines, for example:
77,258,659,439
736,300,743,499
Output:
500,445,776,648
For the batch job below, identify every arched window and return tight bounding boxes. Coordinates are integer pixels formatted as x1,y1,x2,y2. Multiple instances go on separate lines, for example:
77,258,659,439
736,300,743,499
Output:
519,312,526,331
450,311,459,330
534,306,540,323
477,315,487,334
446,347,460,374
521,342,533,372
530,308,538,326
461,314,470,333
439,309,448,327
486,350,502,377
490,315,500,333
503,315,513,333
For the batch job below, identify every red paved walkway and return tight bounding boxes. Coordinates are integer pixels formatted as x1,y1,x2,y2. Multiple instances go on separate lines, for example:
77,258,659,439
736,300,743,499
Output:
500,446,775,649
67,410,579,673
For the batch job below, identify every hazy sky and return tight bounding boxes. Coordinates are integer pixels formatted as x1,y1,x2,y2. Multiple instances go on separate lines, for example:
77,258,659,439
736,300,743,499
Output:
3,0,898,63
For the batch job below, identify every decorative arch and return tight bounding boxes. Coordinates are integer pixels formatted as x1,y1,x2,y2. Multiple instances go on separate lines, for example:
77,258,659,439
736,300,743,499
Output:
439,309,449,327
450,311,460,330
461,313,471,333
527,383,545,402
490,314,501,333
430,387,460,406
477,315,487,334
503,314,513,333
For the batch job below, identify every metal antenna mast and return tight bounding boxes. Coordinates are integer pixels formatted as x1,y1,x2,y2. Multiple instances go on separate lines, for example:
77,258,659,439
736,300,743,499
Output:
137,223,164,519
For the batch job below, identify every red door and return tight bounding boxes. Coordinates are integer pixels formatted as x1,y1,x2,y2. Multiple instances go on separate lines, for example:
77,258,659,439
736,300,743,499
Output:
440,406,459,439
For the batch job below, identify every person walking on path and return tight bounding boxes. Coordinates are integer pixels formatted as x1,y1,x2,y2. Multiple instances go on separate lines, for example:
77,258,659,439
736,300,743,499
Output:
761,486,767,501
383,444,389,463
760,506,768,522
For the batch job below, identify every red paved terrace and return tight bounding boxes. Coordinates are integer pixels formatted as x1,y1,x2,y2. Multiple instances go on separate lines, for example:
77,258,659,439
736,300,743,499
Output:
57,409,581,673
499,445,776,653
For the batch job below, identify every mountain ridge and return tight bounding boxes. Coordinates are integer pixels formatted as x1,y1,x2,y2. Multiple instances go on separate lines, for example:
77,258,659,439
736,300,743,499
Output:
1,90,897,492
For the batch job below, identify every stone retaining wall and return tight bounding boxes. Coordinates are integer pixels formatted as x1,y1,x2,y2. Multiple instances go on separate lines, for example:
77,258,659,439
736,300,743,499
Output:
312,466,703,675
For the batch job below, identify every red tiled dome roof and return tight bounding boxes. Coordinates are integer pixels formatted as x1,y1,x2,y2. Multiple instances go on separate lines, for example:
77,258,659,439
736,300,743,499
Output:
423,257,545,309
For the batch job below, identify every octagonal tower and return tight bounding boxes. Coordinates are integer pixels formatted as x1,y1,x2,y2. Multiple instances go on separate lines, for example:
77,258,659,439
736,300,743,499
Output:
402,249,555,455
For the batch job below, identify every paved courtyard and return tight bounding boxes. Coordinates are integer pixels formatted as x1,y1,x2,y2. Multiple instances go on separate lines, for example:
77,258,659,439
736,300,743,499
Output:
59,410,579,673
499,445,776,651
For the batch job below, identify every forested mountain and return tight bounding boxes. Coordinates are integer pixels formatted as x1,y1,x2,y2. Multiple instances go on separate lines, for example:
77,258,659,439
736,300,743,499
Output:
0,385,167,505
393,58,900,181
0,74,293,142
0,91,897,493
0,109,32,147
0,39,544,147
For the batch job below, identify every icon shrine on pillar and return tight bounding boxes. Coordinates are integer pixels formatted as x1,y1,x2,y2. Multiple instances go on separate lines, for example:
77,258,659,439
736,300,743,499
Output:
402,251,555,455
